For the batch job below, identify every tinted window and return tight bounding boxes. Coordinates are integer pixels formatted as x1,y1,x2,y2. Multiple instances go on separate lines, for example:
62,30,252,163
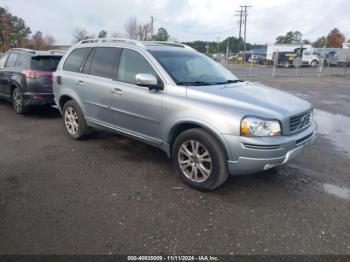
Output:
117,49,156,84
63,48,91,73
31,56,62,71
0,53,9,69
90,47,120,78
6,53,19,67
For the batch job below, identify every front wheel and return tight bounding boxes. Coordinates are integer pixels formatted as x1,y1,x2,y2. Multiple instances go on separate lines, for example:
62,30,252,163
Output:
62,100,91,139
172,128,229,191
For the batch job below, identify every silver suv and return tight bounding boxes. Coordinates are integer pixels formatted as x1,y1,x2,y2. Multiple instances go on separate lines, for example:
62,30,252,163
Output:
53,38,317,191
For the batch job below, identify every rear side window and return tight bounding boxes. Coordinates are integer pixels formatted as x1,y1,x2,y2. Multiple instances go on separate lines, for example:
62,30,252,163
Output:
31,56,62,72
63,48,91,73
6,53,19,67
117,49,156,84
0,53,9,69
89,47,121,79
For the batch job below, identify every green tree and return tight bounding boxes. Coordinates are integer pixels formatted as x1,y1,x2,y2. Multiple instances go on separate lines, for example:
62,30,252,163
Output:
98,30,107,38
153,27,170,41
0,7,31,51
275,31,303,44
312,36,327,48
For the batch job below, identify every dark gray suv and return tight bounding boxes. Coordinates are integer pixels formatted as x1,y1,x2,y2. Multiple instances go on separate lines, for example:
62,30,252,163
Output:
0,48,63,114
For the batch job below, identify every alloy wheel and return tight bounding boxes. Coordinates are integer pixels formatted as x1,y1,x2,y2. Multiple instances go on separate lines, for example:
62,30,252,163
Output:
178,140,212,183
64,106,79,135
13,89,22,112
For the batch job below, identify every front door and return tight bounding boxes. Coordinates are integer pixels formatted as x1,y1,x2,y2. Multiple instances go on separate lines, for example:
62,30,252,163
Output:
111,48,163,143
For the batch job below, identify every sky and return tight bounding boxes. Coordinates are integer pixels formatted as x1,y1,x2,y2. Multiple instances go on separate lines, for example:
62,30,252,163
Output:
2,0,350,45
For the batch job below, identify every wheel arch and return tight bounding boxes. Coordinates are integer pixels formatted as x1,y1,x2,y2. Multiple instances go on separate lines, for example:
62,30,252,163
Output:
59,95,74,110
9,81,21,98
167,121,230,160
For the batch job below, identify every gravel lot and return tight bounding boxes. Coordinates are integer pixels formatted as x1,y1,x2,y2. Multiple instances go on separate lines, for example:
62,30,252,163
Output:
0,76,349,255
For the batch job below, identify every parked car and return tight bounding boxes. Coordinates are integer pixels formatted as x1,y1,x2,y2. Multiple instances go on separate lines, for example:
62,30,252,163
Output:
53,39,317,191
248,54,266,65
0,48,63,114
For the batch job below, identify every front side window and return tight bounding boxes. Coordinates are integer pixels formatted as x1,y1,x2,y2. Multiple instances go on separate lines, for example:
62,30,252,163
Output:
6,53,19,68
117,49,157,85
89,47,121,79
149,50,237,86
63,48,91,73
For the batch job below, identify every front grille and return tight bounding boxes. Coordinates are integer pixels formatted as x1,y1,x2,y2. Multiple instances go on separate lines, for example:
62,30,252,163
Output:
289,111,312,133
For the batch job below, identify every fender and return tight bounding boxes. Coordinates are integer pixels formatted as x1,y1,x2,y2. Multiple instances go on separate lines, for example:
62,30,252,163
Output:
165,117,233,160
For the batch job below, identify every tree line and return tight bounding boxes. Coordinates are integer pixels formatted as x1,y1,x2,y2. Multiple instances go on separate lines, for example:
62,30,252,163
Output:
275,28,347,48
72,17,170,43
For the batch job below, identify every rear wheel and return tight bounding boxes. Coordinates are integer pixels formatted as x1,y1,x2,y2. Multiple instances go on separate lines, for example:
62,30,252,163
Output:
12,87,28,115
62,100,91,139
172,128,229,191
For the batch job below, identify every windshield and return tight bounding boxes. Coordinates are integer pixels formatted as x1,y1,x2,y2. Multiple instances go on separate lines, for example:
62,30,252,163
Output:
31,56,62,72
149,49,238,86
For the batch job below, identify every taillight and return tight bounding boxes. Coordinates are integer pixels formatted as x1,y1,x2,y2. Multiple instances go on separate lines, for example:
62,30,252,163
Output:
22,70,36,78
22,70,53,79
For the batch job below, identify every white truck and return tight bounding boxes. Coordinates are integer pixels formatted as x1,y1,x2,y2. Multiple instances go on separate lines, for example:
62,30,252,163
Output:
266,44,312,67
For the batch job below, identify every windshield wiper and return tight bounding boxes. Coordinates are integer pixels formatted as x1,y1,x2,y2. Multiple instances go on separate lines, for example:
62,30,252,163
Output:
177,81,217,86
216,79,244,85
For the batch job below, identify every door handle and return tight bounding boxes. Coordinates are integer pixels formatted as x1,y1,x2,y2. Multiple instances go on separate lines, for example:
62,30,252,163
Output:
111,88,123,95
75,80,85,87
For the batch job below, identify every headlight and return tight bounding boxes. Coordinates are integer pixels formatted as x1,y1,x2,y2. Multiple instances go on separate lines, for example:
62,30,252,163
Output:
241,117,281,137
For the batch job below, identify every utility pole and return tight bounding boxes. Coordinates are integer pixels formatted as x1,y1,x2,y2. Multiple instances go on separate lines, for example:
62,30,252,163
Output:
217,37,220,54
241,5,252,63
150,16,154,40
235,8,244,40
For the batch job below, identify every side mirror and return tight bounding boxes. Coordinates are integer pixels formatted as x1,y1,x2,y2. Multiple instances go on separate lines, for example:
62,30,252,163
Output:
135,73,162,90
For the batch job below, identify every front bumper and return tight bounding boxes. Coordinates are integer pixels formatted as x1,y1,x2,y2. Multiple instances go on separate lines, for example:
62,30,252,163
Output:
224,121,317,175
23,92,55,106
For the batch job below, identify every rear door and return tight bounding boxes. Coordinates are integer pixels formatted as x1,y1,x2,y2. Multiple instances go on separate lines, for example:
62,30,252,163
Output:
30,55,62,93
77,47,121,125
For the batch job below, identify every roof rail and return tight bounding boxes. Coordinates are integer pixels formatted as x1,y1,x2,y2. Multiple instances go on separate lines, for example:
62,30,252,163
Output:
79,38,144,48
10,48,36,54
48,49,66,54
145,41,194,50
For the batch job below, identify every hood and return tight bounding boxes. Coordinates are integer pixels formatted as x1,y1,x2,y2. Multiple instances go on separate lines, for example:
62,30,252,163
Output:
186,81,312,119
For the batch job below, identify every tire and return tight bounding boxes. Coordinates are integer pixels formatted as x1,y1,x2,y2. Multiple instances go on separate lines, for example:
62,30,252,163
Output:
62,100,91,140
310,60,318,67
281,61,289,68
12,87,28,115
172,128,229,191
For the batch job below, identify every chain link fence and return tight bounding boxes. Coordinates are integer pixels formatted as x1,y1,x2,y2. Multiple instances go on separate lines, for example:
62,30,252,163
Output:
221,51,350,79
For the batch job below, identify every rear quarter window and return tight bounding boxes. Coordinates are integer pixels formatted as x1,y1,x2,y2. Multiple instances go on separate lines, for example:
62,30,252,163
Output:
31,56,62,71
63,48,92,73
